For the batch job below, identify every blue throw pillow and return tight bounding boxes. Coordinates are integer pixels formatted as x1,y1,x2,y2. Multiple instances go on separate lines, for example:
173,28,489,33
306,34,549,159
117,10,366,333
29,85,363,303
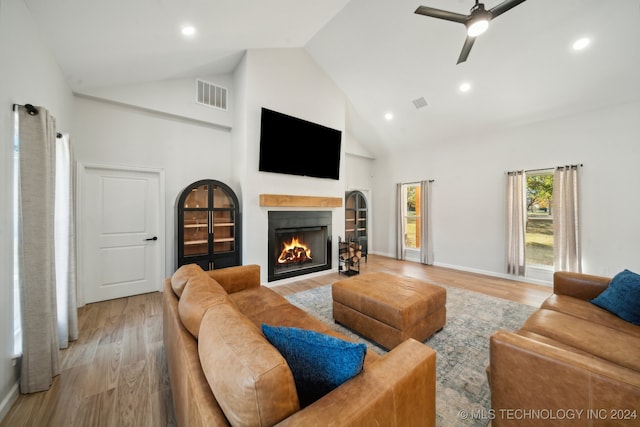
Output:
261,324,366,407
590,269,640,325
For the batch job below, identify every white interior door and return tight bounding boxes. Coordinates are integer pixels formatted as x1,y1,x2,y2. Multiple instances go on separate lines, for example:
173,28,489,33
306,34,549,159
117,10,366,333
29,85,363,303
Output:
78,164,164,304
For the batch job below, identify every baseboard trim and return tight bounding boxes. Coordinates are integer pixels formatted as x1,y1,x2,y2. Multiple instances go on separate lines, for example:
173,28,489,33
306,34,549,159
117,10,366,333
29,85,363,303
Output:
0,381,19,422
369,250,395,259
433,262,552,287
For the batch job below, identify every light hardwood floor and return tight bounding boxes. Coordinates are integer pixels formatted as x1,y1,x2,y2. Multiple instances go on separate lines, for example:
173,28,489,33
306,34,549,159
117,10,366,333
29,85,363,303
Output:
271,254,552,307
0,254,551,426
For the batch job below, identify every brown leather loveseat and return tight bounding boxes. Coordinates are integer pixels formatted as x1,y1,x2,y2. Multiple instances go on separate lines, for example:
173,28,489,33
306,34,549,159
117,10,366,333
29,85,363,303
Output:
163,263,437,427
489,271,640,426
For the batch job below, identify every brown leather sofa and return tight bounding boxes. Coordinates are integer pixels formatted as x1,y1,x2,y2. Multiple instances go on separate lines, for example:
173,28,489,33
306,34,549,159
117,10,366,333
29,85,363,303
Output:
489,272,640,426
163,263,437,427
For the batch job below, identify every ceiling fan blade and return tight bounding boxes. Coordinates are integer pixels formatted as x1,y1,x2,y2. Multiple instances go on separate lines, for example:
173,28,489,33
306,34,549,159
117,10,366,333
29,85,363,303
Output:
456,36,476,64
489,0,527,18
414,6,468,24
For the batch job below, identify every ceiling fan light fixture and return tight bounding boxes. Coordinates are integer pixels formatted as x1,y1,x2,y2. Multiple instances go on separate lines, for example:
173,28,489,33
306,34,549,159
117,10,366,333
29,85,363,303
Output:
467,19,489,37
466,5,492,37
572,37,591,51
181,25,196,38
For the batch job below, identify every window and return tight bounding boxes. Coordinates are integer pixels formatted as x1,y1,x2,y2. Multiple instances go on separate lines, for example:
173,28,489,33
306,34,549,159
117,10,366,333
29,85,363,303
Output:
525,171,554,267
402,183,421,249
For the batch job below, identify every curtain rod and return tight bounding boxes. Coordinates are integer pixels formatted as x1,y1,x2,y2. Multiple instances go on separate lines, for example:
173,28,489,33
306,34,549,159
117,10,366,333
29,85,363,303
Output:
403,180,435,185
526,164,583,173
507,164,584,175
13,103,39,116
12,103,63,138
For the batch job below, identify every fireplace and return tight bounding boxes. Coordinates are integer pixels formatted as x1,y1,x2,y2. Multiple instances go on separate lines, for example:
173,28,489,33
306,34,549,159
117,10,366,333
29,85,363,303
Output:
267,211,332,282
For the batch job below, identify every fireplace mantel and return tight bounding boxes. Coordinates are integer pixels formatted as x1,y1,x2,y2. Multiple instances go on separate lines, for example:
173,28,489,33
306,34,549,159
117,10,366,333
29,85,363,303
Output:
259,194,342,208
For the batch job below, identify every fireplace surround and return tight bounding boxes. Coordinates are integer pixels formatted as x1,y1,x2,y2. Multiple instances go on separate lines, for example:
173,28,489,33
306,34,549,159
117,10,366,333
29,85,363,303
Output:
267,211,332,282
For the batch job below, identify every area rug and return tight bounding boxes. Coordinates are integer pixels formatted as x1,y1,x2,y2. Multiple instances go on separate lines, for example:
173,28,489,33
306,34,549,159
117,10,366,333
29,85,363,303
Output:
285,283,537,427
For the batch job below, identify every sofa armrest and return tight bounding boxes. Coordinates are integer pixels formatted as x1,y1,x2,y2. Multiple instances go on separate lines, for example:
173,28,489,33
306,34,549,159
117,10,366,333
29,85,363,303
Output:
206,264,261,294
275,339,436,427
489,330,640,427
553,271,610,301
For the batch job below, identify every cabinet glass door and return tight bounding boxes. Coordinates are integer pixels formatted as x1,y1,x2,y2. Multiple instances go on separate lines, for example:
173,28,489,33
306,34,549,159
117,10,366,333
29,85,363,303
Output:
213,185,234,208
183,184,209,256
356,208,367,238
212,184,235,253
213,210,235,253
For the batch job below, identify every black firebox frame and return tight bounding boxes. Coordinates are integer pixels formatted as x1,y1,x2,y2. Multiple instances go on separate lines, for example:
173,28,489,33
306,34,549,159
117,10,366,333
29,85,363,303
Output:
267,211,332,282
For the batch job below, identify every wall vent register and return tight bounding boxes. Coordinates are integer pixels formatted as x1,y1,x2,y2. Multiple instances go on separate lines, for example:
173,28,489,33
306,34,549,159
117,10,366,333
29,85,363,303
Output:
196,78,228,110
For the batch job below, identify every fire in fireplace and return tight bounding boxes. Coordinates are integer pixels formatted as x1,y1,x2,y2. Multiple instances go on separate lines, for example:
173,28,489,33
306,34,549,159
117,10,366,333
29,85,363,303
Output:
277,236,312,265
268,211,332,282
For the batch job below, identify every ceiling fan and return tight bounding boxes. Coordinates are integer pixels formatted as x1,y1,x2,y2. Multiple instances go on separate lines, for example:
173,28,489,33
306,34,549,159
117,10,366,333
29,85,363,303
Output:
414,0,527,64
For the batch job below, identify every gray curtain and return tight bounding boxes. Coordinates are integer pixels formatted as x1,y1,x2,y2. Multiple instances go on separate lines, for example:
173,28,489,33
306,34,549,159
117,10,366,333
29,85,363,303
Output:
553,165,582,272
17,105,60,393
506,171,526,276
419,180,434,265
396,183,405,260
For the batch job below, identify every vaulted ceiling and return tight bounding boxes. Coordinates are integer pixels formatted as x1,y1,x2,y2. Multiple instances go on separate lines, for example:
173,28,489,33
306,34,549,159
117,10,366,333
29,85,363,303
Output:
24,0,640,154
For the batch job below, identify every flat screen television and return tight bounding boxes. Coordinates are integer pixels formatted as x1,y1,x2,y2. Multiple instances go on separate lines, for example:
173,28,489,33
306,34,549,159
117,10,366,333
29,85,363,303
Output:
259,107,342,180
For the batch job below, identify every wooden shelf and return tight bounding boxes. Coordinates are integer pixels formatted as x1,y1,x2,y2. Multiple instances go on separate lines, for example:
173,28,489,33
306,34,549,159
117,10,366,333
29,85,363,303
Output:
214,237,235,243
259,194,342,208
185,240,208,246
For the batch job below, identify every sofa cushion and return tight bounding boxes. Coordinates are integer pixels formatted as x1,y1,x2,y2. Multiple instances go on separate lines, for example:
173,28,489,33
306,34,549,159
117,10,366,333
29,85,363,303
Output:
178,274,231,338
590,269,640,325
542,294,640,338
199,303,299,427
228,286,291,318
206,264,261,294
262,324,367,407
521,308,640,371
171,263,205,297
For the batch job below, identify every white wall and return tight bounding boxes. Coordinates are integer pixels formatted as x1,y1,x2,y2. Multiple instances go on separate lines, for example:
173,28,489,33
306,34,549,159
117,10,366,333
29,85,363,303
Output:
72,96,234,278
0,0,74,417
77,73,234,129
372,100,640,279
233,48,347,283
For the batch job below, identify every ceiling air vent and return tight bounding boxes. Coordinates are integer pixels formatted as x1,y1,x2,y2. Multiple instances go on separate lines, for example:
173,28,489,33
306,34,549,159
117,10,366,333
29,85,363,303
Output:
412,97,428,109
196,79,228,110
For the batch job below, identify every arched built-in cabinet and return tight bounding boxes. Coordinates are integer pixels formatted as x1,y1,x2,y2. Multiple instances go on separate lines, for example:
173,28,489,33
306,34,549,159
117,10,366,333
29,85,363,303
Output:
344,190,368,262
177,179,241,270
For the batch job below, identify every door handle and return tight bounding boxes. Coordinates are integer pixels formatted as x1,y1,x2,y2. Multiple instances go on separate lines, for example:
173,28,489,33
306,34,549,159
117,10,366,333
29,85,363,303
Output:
145,236,158,241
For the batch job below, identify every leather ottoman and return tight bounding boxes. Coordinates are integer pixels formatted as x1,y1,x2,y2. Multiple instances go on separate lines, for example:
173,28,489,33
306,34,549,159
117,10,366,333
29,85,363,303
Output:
332,272,446,349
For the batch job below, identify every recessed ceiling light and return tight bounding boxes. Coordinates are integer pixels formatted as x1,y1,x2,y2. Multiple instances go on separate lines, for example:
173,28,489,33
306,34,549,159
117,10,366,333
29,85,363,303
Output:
384,112,394,121
181,25,196,37
459,82,472,93
572,37,590,51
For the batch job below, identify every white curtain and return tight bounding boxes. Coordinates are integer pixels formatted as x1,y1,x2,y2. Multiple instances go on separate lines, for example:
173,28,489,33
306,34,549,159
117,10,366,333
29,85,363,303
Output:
419,180,434,265
506,171,526,276
55,134,78,348
396,183,405,260
553,165,582,272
